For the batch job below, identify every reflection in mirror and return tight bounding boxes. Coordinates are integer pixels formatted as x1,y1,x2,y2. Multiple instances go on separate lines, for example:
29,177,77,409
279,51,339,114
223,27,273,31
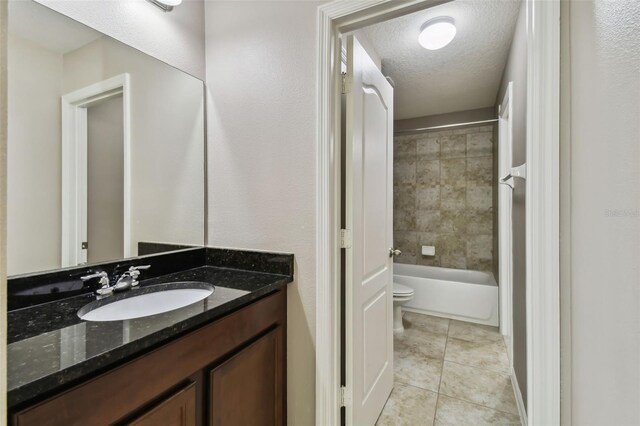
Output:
7,1,206,276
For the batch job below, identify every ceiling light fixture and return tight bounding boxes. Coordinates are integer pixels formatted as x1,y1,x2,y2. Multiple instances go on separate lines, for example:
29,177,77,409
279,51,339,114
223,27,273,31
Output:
147,0,182,12
418,17,457,50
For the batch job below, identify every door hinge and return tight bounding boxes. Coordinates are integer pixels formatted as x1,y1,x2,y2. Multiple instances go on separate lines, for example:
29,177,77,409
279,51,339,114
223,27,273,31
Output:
340,229,352,249
340,386,352,407
341,72,351,94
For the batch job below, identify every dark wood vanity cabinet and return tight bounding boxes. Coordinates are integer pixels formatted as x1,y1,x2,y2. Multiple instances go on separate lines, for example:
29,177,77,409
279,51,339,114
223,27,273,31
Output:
11,289,286,426
210,328,283,426
129,382,198,426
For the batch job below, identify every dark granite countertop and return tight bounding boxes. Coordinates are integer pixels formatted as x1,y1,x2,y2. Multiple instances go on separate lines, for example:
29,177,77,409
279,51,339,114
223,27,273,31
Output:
7,248,293,410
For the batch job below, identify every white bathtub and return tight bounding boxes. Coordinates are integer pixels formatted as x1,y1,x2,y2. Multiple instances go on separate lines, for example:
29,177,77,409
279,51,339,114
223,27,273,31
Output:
393,263,499,326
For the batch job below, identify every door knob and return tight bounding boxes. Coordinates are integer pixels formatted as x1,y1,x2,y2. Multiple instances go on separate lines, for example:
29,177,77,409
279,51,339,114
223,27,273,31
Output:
389,248,402,258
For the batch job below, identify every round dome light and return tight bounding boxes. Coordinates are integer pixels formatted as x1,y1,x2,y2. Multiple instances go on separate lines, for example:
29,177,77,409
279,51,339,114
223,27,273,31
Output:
418,17,457,50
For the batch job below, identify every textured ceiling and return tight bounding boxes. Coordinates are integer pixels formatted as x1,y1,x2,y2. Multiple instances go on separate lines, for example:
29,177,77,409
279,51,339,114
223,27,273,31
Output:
361,0,521,120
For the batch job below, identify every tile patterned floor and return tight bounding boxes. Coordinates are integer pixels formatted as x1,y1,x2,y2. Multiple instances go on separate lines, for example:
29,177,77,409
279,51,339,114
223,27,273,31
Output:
376,312,521,426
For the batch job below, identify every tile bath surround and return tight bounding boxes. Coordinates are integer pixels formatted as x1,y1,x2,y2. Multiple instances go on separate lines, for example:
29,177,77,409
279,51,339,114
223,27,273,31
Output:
393,125,496,271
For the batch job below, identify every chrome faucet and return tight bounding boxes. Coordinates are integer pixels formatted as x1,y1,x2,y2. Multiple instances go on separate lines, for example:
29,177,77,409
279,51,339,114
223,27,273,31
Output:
80,265,151,297
113,265,151,292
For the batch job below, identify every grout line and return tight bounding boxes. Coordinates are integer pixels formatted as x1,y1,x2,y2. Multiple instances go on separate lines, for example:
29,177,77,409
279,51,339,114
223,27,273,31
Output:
441,357,511,376
437,393,521,419
432,318,451,425
398,381,439,395
399,314,518,423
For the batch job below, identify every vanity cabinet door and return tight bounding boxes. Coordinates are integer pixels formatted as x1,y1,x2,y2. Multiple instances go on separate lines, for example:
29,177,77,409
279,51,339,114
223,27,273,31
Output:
128,382,197,426
209,327,284,426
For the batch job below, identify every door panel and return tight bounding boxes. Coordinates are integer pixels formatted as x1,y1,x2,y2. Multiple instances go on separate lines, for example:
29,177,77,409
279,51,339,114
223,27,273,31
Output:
128,382,196,426
363,289,390,396
209,329,283,426
345,35,394,426
362,87,389,278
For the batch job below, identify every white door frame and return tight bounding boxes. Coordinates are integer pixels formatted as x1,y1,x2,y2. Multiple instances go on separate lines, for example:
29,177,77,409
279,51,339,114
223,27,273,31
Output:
498,81,514,362
524,0,560,423
316,0,560,425
61,73,131,267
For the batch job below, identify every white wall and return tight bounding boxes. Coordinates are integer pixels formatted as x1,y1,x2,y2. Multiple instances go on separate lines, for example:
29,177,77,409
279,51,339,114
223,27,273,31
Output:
63,36,205,255
8,31,204,275
567,1,640,423
204,2,322,424
1,1,9,415
7,35,63,275
35,0,206,80
351,29,382,70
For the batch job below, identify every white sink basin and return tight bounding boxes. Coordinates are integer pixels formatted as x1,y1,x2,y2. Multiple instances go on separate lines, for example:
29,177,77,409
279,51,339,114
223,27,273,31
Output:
78,283,214,322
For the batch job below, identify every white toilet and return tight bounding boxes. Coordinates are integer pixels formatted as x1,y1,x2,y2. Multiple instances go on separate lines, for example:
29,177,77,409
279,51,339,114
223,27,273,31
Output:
393,282,415,332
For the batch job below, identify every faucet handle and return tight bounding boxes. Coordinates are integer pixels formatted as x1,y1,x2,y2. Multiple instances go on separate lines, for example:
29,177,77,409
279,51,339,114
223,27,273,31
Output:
80,270,108,281
126,265,151,286
129,265,151,271
80,271,111,295
81,270,109,286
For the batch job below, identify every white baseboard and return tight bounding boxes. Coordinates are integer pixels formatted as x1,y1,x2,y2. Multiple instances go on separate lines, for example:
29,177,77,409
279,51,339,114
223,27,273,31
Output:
511,368,528,426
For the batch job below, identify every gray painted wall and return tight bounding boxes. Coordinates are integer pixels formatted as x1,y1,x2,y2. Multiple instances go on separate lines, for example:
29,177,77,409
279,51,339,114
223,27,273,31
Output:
495,0,527,405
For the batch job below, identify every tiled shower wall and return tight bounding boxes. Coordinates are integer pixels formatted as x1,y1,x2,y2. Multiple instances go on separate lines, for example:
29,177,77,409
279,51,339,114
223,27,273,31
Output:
393,124,495,271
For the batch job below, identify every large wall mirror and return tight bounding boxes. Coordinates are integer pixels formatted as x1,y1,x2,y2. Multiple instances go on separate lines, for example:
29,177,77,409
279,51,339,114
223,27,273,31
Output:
7,0,206,276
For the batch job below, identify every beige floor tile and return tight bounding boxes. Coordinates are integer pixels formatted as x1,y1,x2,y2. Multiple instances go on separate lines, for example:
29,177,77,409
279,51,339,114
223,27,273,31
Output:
444,337,510,373
376,383,438,426
448,320,504,343
439,361,519,415
396,327,448,360
394,338,443,392
435,395,521,426
403,312,450,336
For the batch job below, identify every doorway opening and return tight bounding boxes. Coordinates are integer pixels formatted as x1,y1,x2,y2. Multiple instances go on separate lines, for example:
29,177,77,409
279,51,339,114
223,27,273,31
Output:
61,74,131,267
317,1,560,425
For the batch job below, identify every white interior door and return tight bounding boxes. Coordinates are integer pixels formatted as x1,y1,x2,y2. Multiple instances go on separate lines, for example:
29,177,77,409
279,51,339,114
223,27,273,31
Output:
344,35,394,426
498,82,514,363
